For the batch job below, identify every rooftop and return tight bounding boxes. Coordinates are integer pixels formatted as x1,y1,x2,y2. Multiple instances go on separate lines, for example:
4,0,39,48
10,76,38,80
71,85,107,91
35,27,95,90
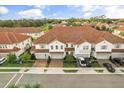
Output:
34,26,124,44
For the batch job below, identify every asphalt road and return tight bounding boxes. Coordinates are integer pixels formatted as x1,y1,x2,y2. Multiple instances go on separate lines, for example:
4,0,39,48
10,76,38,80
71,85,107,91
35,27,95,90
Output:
0,74,124,88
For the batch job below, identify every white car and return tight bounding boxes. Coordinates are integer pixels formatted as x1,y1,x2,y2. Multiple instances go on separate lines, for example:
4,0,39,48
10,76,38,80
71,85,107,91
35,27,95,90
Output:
78,57,86,67
0,57,7,65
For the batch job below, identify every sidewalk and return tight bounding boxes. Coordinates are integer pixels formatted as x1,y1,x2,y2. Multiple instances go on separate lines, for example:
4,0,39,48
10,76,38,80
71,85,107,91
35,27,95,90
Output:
0,67,124,74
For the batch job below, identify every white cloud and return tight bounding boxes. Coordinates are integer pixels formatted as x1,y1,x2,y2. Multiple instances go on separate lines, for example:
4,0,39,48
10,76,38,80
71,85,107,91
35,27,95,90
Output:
83,12,92,17
33,5,46,9
83,5,99,12
53,13,57,17
0,6,8,14
105,6,124,18
18,9,44,19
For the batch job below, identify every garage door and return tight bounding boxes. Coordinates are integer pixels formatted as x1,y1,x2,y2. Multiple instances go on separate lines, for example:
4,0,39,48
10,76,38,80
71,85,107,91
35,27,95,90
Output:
96,53,111,59
35,53,49,59
50,53,64,59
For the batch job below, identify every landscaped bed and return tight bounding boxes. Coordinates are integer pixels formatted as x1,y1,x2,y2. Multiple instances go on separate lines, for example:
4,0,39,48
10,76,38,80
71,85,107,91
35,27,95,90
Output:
0,62,34,67
95,69,104,73
90,61,101,68
120,69,124,73
0,69,20,72
63,69,78,73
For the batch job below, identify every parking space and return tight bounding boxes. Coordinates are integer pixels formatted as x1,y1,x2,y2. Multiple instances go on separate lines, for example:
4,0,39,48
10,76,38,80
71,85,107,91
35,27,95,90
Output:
0,73,15,88
49,60,63,67
1,73,124,88
98,59,116,67
33,60,47,67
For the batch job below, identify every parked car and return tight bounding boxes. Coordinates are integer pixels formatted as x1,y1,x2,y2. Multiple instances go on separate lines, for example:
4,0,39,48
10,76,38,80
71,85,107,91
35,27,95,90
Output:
78,57,91,67
0,57,7,65
103,63,115,73
78,57,86,67
112,58,124,66
85,58,91,67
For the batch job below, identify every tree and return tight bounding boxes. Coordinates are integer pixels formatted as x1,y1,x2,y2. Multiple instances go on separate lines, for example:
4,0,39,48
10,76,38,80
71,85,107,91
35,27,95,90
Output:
40,24,53,32
7,53,17,64
20,52,31,63
65,55,74,63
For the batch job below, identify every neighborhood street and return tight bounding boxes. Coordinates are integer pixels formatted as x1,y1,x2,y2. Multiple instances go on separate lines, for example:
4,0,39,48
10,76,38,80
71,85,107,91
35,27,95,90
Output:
1,73,124,88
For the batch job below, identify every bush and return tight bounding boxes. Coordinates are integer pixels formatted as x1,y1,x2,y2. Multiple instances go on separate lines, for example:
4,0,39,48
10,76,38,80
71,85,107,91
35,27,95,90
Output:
32,84,40,88
65,55,74,63
31,54,36,60
20,52,31,63
7,53,17,64
25,84,31,88
47,56,51,64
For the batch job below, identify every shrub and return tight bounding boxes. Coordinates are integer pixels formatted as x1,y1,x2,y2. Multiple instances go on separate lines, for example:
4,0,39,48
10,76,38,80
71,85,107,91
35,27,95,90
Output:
47,56,51,64
31,54,36,60
24,84,31,88
32,84,40,88
20,52,31,63
65,55,74,63
7,53,17,64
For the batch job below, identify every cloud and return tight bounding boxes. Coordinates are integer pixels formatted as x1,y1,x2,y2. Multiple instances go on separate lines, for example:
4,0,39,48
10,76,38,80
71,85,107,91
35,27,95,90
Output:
104,6,124,18
83,5,99,12
0,6,8,14
18,9,44,19
83,12,92,17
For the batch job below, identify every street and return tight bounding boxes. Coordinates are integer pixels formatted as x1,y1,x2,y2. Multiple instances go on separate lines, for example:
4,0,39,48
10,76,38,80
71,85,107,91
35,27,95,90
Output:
0,73,124,88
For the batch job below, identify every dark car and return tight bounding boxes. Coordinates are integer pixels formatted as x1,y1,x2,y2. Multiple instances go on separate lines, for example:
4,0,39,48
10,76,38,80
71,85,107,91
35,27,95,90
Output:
103,63,115,73
113,58,124,65
85,58,91,67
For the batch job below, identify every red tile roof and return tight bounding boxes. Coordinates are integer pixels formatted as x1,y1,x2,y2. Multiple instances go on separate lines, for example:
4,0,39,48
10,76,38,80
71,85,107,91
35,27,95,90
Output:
0,27,41,33
115,27,124,32
0,32,30,44
34,26,124,44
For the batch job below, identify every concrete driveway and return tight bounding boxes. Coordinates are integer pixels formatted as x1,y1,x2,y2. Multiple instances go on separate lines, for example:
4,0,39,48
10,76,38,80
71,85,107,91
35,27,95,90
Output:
49,59,63,67
33,60,47,67
98,59,116,67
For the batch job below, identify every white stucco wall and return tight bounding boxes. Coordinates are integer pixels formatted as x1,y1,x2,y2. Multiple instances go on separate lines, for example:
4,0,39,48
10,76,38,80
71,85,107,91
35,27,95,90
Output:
95,40,113,52
49,40,65,52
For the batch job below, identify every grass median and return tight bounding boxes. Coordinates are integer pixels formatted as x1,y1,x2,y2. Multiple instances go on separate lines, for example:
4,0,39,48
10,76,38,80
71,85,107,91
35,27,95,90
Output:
0,69,20,72
63,69,78,73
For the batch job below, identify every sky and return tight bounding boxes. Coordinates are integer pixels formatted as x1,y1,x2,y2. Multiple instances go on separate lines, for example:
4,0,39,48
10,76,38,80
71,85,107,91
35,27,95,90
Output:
0,5,124,20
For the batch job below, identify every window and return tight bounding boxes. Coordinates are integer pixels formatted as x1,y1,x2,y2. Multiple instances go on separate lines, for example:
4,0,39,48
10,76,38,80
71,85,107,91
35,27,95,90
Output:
115,44,120,48
101,45,107,49
61,45,63,49
51,46,53,49
71,44,73,47
40,45,44,48
83,46,89,50
66,44,68,47
56,45,58,49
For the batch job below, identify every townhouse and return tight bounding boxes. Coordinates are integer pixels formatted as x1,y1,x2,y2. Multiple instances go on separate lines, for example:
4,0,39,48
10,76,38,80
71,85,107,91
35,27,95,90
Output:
0,32,32,58
31,26,124,59
0,27,44,39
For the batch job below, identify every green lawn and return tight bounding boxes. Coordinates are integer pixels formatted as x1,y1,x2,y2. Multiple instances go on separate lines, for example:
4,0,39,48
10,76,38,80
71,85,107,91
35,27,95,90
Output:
63,70,78,73
91,61,101,68
0,69,20,72
0,62,34,67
